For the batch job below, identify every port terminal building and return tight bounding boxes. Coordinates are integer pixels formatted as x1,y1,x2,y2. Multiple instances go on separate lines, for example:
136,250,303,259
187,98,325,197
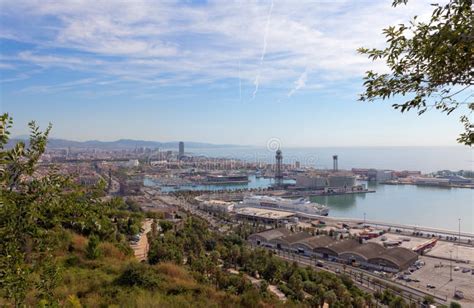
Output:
294,172,364,192
249,228,418,272
235,207,296,224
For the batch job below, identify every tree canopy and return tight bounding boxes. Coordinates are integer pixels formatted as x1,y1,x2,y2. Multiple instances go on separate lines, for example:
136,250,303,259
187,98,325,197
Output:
358,0,473,145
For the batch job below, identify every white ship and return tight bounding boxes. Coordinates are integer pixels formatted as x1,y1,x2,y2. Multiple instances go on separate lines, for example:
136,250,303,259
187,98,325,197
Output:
238,195,329,217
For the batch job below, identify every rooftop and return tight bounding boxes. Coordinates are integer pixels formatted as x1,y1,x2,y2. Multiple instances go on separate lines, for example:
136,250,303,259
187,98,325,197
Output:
294,235,336,249
321,238,360,254
273,232,313,245
235,207,295,220
248,227,292,241
341,242,386,260
373,247,419,268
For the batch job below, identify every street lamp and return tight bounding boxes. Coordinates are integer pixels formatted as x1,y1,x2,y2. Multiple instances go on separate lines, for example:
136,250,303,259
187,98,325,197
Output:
458,218,461,261
449,250,453,281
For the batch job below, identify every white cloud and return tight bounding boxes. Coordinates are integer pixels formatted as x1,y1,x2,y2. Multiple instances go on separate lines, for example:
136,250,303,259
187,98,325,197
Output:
0,0,441,96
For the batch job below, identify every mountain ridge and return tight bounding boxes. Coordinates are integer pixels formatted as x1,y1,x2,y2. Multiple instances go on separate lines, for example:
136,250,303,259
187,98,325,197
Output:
9,137,245,149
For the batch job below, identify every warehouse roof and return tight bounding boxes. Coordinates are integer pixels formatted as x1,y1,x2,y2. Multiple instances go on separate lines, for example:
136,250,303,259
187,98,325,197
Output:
272,232,313,245
340,242,386,260
316,238,360,255
292,235,335,250
370,247,418,270
248,228,292,242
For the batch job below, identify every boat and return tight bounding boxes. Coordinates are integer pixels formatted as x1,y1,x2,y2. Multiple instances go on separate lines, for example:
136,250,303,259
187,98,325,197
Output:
237,195,329,217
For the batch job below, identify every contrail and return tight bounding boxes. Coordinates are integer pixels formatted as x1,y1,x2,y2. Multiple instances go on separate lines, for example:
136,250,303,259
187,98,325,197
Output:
252,0,273,99
239,60,242,102
288,70,308,97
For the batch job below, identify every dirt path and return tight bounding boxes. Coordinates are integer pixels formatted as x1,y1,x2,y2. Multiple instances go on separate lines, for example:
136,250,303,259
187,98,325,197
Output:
130,219,153,262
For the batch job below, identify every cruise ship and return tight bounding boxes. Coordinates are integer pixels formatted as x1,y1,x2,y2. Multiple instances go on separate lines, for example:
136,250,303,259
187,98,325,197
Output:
237,195,329,217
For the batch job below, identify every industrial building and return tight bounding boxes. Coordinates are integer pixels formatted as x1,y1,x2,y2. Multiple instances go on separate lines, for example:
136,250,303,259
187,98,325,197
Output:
295,174,328,189
198,199,234,214
294,173,356,190
235,207,296,224
327,174,356,188
248,228,292,248
249,229,418,272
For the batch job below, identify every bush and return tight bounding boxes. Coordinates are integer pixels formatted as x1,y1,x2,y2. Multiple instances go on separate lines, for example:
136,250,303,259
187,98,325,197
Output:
116,263,161,289
86,235,101,260
159,220,173,233
99,242,128,261
64,255,80,267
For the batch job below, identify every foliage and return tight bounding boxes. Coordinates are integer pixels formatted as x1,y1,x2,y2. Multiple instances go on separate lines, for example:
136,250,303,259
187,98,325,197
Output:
450,302,462,308
423,295,436,305
358,0,473,145
86,235,101,260
159,220,174,233
116,262,161,289
0,114,143,306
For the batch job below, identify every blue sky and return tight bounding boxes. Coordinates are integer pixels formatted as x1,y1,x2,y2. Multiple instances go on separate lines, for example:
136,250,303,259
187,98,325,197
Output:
0,0,469,146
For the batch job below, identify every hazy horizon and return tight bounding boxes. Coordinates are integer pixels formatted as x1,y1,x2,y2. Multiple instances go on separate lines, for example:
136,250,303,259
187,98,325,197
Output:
10,133,474,149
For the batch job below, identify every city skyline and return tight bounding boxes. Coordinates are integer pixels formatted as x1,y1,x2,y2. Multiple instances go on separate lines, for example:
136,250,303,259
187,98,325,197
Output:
1,0,468,146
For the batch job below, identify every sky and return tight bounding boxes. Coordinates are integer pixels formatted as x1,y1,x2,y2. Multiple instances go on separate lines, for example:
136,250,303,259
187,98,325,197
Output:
0,0,471,147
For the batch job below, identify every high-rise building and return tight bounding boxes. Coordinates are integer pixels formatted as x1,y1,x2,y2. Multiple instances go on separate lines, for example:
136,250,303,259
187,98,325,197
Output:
178,141,184,159
295,161,301,169
333,155,338,172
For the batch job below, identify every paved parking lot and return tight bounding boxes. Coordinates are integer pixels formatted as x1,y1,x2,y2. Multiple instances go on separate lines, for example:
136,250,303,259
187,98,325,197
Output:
369,232,474,263
367,232,474,306
398,257,474,306
426,241,474,263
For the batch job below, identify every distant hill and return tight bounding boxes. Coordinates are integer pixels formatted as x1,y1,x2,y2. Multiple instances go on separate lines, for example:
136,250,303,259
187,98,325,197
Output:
8,137,241,150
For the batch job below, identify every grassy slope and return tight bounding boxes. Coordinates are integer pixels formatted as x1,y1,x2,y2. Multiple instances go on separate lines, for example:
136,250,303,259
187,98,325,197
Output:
23,232,277,307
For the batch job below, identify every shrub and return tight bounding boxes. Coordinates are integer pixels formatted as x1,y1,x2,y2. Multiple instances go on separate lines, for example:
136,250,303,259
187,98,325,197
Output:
99,242,127,261
116,263,161,289
86,235,101,260
64,255,80,267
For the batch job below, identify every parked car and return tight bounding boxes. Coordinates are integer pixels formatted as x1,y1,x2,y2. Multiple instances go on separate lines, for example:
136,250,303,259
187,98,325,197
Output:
426,284,436,289
454,266,461,271
454,290,464,299
461,268,471,273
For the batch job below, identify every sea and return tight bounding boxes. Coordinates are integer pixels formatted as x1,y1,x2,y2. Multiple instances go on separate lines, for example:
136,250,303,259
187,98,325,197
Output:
153,146,473,233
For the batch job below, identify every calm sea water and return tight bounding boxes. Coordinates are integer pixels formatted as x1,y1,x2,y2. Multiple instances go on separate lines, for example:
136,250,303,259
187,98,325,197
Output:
311,182,473,233
188,146,473,173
